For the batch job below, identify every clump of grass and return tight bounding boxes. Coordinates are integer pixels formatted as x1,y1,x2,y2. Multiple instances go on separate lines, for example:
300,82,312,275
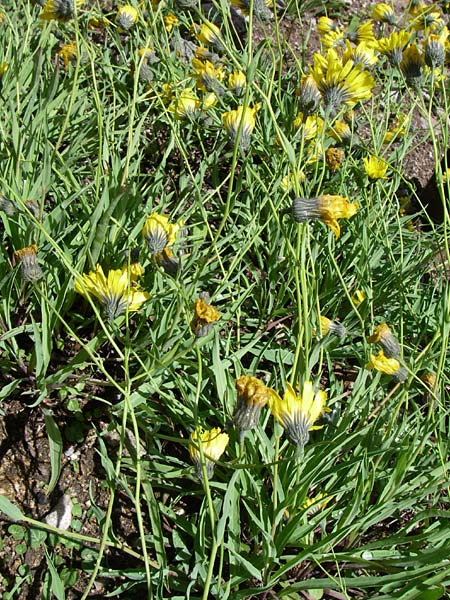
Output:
0,0,449,598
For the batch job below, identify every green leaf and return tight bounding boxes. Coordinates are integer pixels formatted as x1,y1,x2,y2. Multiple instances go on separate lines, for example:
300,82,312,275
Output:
43,411,63,495
0,496,24,521
45,549,66,600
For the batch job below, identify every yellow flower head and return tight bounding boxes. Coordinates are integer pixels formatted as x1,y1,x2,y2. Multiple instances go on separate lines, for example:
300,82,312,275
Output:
409,6,443,32
296,74,321,115
15,244,44,282
351,289,366,305
342,40,378,69
189,426,229,480
319,315,346,338
191,295,220,337
269,381,328,449
142,213,183,255
58,41,77,71
366,350,407,382
74,264,150,320
164,13,179,33
368,322,401,358
116,5,139,30
194,20,222,50
355,20,376,46
364,155,389,179
191,58,225,94
372,2,396,25
293,113,324,139
292,194,358,238
377,30,411,67
300,492,333,515
169,87,199,119
317,16,339,36
327,120,353,146
0,61,8,78
222,105,258,151
311,49,375,115
40,0,84,21
424,27,448,68
228,70,247,96
233,376,272,438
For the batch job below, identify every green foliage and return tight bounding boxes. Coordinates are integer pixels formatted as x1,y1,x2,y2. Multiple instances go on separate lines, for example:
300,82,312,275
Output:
0,0,449,598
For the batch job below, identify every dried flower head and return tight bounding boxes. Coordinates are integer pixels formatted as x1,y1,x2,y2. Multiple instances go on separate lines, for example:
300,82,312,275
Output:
233,375,272,439
14,244,44,282
189,426,229,480
292,194,358,238
325,147,345,171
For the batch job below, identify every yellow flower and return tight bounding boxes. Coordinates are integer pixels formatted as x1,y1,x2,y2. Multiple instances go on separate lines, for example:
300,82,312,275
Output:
296,74,321,115
0,61,8,77
317,16,339,36
228,70,247,96
364,155,389,179
351,289,366,305
142,213,183,255
233,375,272,439
280,170,305,193
409,6,443,32
169,87,199,119
424,27,448,68
164,13,179,33
300,492,333,515
368,322,401,358
377,30,411,67
400,45,425,87
311,49,375,114
40,0,84,21
269,381,328,449
292,194,358,238
74,264,150,320
57,41,77,71
195,20,222,50
372,2,396,25
222,105,258,151
327,120,353,146
116,5,139,30
342,40,378,68
191,295,220,337
14,244,44,282
366,350,407,382
293,113,324,139
191,58,225,94
189,427,229,480
355,20,376,46
319,315,346,338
